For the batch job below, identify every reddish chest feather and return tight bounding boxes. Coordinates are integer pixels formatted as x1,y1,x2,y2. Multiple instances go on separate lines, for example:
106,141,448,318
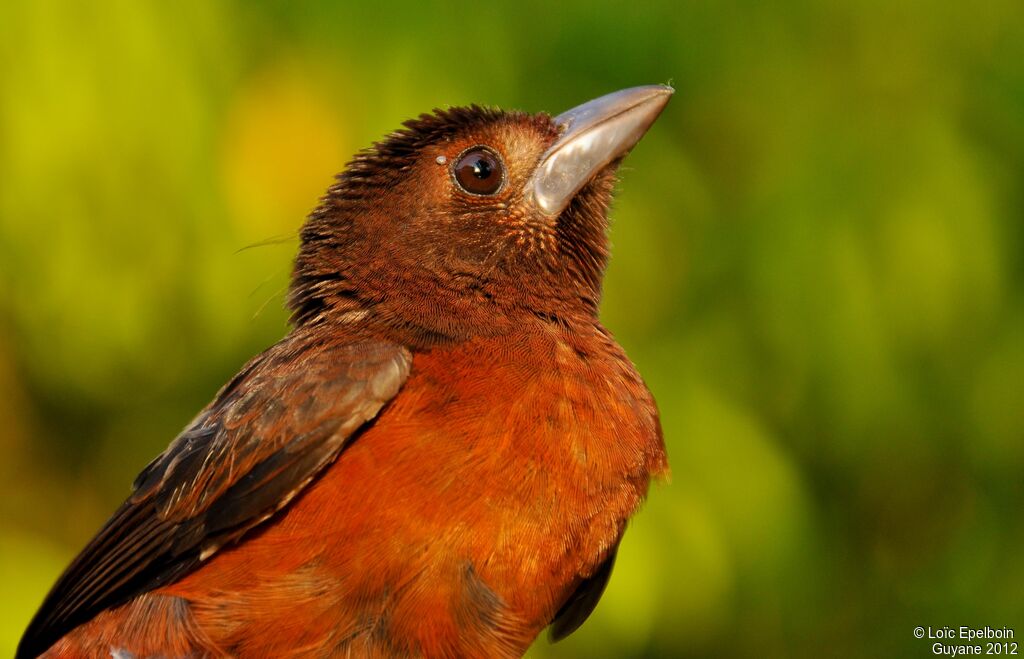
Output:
152,325,664,656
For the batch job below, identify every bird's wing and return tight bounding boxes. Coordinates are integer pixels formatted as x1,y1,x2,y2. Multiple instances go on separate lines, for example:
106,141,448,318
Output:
19,337,411,659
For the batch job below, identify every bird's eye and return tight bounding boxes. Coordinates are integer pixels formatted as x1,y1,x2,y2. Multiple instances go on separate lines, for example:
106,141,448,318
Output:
453,147,504,196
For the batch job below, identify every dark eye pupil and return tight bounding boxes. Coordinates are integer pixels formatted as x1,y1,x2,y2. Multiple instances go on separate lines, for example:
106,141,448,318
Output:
454,147,504,195
471,158,491,179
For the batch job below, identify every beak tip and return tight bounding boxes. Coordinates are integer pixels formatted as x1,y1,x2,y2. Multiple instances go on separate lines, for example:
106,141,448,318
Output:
645,84,674,119
639,84,675,112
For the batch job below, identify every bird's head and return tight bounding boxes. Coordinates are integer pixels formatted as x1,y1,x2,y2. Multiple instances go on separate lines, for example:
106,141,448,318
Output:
289,86,672,344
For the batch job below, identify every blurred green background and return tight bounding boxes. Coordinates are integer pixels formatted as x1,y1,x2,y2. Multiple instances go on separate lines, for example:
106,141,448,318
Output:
1,1,1022,657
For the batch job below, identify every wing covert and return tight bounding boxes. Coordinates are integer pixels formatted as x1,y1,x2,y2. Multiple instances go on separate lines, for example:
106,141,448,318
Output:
18,336,411,659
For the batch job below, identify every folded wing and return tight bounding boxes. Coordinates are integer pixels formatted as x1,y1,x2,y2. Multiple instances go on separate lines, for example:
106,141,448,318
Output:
18,335,411,659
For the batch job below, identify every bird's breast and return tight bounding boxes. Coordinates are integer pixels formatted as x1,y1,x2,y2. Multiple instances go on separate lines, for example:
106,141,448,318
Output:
344,327,663,623
165,324,666,656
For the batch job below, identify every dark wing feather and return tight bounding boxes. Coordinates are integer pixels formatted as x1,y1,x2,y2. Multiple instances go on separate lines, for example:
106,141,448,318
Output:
18,336,411,659
549,545,618,642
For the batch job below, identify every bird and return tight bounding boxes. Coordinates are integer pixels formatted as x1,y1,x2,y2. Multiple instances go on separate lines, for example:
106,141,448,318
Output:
19,85,672,659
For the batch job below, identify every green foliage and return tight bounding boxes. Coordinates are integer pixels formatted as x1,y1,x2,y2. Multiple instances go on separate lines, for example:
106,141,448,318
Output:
1,1,1021,656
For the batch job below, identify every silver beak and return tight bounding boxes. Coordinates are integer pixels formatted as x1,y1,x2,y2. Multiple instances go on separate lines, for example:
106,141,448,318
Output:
527,85,673,216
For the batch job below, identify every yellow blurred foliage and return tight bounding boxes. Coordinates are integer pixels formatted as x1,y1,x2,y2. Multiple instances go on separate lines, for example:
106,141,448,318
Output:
221,65,351,241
